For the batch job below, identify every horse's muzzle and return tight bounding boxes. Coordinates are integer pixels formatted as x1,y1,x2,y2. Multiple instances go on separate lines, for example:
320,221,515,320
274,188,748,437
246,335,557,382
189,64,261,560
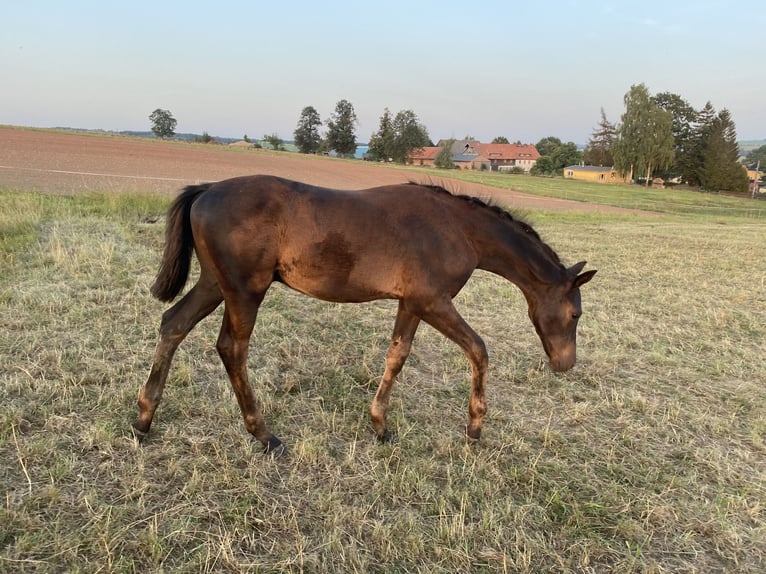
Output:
548,348,576,372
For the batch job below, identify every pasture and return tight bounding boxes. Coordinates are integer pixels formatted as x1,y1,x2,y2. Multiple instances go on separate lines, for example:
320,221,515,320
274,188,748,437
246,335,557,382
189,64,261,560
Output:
1,170,765,571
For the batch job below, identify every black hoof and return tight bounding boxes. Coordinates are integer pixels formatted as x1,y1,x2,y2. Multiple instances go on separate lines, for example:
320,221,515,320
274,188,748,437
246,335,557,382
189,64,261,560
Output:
130,423,148,444
262,436,288,457
465,426,481,443
377,430,398,445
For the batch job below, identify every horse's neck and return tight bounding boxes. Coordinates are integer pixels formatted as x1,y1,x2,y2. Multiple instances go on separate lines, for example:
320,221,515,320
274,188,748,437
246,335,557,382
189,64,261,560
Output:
473,218,563,293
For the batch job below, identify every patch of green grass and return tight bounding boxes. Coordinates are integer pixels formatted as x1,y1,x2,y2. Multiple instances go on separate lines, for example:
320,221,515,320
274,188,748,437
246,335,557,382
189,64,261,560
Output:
0,189,764,572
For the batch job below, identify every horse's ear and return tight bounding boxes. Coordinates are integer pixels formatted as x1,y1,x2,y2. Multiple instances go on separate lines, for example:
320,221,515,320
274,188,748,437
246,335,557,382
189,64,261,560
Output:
567,261,587,277
573,269,597,288
567,261,596,287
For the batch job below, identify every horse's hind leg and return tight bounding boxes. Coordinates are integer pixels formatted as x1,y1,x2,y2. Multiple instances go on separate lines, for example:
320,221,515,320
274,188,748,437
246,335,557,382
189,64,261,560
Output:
370,300,420,443
215,290,284,455
132,272,222,439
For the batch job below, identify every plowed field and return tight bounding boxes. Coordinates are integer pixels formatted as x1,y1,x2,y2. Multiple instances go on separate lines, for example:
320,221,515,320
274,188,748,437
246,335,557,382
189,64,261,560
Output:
0,126,632,212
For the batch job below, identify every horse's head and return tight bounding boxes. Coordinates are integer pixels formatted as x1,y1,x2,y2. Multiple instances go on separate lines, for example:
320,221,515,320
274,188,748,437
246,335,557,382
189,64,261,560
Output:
526,261,597,372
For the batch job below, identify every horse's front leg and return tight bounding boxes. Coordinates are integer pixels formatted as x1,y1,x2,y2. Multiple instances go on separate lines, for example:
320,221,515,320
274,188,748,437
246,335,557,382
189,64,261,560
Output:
417,299,488,441
133,279,222,440
370,301,421,443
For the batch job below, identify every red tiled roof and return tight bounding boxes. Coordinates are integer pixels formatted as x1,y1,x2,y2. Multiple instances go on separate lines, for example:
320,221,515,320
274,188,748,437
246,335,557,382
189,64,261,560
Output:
474,143,540,160
409,146,440,160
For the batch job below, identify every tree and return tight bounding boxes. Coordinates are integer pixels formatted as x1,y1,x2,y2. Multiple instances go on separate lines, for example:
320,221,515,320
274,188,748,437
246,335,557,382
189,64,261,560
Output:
535,136,562,157
434,138,455,169
583,108,616,166
688,101,718,187
530,155,555,175
149,108,177,139
262,133,284,151
551,141,583,170
613,83,674,184
368,108,396,161
532,137,582,174
653,92,698,182
368,108,430,163
492,136,509,144
294,106,322,154
698,109,749,192
326,99,358,157
746,144,766,167
642,105,675,184
391,110,430,163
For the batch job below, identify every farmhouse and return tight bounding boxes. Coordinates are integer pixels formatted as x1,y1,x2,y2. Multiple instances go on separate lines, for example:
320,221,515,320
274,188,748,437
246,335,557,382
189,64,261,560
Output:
564,165,628,184
408,146,440,166
477,142,540,172
408,139,540,173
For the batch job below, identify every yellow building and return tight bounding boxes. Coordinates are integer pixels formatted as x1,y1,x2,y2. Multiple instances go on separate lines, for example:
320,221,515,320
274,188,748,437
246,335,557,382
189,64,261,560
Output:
746,165,762,183
563,165,628,183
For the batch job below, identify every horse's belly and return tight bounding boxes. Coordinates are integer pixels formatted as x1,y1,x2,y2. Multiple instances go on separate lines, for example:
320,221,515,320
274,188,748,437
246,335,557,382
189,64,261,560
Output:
277,271,395,303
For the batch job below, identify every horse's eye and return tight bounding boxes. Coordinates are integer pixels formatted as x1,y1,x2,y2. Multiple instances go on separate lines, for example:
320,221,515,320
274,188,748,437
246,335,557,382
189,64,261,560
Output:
572,312,581,320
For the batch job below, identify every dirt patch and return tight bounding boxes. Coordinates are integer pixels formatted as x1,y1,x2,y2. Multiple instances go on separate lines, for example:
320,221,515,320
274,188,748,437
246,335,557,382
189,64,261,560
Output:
0,127,639,214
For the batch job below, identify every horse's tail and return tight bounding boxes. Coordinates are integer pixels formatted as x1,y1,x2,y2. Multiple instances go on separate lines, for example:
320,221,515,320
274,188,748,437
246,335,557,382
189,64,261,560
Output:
150,183,212,302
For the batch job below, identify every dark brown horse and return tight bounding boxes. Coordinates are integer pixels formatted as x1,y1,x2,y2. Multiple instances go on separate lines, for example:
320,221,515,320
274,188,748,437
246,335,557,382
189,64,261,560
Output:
132,175,596,454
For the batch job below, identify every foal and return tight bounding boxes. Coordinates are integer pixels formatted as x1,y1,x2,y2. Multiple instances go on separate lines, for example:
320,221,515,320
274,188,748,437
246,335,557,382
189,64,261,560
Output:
133,175,596,453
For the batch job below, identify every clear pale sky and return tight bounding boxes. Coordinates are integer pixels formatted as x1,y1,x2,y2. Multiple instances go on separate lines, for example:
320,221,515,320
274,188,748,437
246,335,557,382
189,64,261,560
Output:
3,0,763,144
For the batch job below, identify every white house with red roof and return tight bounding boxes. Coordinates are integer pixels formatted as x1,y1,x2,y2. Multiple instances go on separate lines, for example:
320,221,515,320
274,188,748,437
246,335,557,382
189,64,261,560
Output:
408,140,540,172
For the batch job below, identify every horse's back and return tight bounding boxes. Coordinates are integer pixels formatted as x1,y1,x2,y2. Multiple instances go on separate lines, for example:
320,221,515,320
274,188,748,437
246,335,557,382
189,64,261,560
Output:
189,175,478,302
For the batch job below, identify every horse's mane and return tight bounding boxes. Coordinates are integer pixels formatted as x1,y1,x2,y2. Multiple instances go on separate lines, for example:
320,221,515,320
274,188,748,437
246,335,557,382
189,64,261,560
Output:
408,181,563,267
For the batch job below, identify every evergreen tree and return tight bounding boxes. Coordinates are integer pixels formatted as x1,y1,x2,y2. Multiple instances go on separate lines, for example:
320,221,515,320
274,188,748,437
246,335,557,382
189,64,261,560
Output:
698,109,749,192
294,106,322,154
583,108,616,166
368,108,396,161
326,99,358,157
492,136,509,144
690,101,718,186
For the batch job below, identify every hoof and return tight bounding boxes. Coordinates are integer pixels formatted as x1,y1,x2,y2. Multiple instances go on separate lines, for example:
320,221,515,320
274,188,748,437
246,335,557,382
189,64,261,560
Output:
376,430,398,445
130,423,149,443
465,425,481,442
262,436,288,458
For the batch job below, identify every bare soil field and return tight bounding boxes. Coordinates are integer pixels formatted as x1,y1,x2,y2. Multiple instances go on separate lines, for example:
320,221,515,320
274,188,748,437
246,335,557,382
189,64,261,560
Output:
0,126,636,213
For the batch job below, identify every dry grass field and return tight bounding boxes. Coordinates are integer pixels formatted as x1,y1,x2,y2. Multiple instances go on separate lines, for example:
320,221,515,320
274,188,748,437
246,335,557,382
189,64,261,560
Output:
1,128,764,572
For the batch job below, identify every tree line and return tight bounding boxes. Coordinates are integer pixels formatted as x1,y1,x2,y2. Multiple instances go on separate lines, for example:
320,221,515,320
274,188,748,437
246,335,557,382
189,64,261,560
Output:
582,84,750,192
150,83,758,192
293,102,433,161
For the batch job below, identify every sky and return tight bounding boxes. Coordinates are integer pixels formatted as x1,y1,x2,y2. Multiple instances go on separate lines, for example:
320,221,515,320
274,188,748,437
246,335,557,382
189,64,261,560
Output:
2,0,764,145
